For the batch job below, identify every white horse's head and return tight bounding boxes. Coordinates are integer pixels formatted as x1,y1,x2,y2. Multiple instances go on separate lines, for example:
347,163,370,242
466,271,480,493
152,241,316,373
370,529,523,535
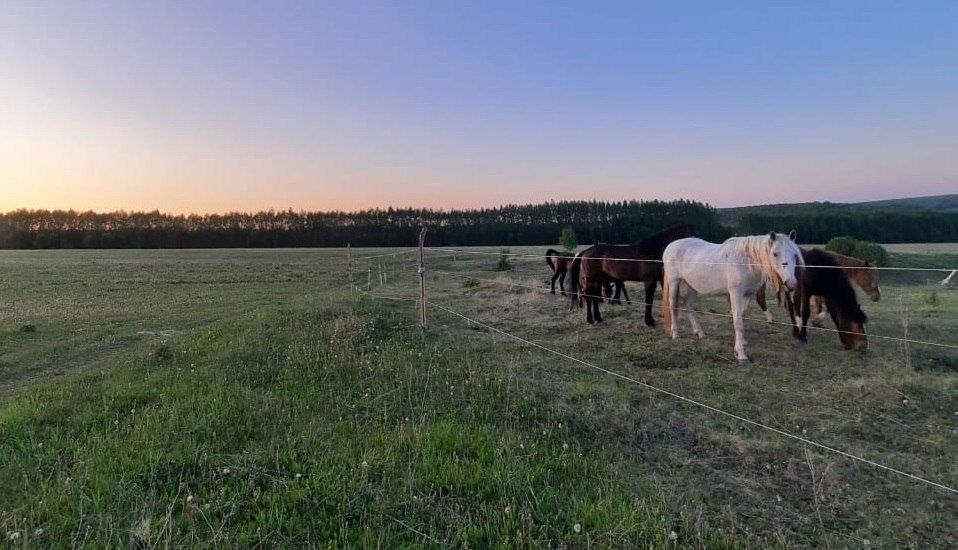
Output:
768,231,802,290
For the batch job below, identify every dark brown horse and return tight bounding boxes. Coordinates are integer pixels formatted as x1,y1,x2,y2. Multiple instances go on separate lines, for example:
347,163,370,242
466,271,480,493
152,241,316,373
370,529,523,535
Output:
545,249,574,295
550,248,630,301
569,225,697,325
757,248,867,350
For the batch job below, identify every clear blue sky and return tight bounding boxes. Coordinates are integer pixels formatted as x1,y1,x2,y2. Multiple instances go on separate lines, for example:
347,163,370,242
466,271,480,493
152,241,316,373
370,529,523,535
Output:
2,1,956,213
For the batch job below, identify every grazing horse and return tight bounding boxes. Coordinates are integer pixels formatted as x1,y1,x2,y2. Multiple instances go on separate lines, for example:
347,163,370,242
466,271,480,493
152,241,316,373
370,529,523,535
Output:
758,249,868,350
663,233,803,363
545,249,575,295
569,225,697,326
810,251,880,327
757,249,880,327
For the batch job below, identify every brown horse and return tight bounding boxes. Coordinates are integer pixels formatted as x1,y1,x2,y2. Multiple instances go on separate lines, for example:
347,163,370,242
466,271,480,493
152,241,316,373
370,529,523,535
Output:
569,225,697,326
809,251,880,327
758,249,880,327
545,249,575,295
553,248,631,303
757,248,867,350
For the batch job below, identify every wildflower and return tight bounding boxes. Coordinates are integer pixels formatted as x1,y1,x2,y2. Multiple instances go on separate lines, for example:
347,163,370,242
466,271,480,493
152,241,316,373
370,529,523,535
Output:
295,473,302,479
361,460,368,468
573,523,581,533
562,443,569,451
669,530,678,541
221,467,231,475
6,531,21,541
504,506,511,516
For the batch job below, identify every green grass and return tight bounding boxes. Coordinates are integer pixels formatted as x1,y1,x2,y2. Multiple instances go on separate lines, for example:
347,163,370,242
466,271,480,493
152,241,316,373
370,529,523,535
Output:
1,247,956,546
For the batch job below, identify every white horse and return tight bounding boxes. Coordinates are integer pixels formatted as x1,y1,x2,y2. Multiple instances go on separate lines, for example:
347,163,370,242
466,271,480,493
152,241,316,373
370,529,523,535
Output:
662,232,804,363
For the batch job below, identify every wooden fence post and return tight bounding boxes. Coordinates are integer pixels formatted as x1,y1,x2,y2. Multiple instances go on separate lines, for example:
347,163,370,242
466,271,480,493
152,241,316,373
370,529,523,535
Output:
418,228,428,329
347,243,352,291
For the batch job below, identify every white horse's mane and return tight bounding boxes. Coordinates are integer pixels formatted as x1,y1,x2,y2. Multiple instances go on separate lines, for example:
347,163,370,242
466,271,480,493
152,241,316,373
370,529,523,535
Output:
721,234,795,289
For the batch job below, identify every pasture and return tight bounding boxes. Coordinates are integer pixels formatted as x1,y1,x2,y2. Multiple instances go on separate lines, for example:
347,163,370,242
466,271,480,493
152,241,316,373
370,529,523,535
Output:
1,246,956,547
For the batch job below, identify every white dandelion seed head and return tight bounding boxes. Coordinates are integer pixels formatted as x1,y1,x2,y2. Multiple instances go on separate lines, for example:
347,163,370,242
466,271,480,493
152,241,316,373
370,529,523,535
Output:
562,443,569,450
669,530,678,540
221,467,231,475
573,523,581,533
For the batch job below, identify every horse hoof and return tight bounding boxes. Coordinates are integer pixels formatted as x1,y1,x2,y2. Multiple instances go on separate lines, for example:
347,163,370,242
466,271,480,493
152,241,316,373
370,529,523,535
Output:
737,356,751,364
645,320,656,328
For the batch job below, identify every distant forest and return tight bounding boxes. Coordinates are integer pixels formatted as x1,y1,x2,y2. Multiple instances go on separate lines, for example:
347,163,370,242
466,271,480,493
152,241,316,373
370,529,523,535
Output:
1,198,956,249
0,201,728,249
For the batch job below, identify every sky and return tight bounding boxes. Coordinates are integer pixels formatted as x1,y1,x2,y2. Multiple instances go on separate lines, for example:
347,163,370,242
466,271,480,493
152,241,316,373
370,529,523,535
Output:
1,1,957,213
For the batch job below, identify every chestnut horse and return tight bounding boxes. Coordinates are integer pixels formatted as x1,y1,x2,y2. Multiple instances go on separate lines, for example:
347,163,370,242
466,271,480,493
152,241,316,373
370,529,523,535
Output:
569,225,697,326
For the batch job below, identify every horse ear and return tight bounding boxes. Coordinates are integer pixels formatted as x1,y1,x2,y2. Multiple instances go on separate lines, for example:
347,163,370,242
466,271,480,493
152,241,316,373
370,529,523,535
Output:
788,229,797,241
768,231,776,243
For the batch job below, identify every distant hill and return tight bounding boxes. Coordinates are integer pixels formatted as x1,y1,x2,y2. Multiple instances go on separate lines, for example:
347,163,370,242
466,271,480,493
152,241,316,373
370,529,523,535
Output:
721,194,958,243
719,193,958,224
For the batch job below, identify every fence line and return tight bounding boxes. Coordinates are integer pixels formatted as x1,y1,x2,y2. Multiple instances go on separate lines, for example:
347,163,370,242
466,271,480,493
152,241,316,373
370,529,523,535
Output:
427,269,958,351
352,249,418,261
425,247,958,273
427,299,958,495
352,284,957,495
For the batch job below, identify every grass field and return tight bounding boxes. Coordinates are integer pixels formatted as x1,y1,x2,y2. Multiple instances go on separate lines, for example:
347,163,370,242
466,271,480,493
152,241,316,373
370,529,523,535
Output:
1,245,956,547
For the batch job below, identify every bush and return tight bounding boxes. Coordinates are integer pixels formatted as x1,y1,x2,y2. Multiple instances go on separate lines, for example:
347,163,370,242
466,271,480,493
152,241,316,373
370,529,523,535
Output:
825,236,858,256
824,236,889,266
853,241,889,266
559,226,578,252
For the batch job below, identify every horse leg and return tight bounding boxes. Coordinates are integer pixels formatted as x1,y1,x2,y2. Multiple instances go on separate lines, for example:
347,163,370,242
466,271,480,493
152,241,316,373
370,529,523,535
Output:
585,294,594,324
621,283,631,304
550,272,560,294
668,277,682,339
603,280,616,304
642,279,656,327
593,284,604,322
756,284,774,323
799,292,811,342
729,292,750,362
684,288,705,338
782,288,801,339
558,272,566,296
811,296,826,327
611,282,622,305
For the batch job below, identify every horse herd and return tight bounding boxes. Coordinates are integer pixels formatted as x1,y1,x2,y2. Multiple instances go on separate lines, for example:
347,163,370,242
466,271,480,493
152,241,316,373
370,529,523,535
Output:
545,226,880,362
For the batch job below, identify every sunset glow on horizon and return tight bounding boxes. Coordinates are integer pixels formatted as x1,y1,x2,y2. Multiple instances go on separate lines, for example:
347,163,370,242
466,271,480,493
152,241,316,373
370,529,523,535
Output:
2,1,957,215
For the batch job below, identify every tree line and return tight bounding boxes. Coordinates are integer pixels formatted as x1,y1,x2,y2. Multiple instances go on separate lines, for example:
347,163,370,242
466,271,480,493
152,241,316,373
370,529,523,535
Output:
0,200,729,249
3,201,953,249
736,211,958,244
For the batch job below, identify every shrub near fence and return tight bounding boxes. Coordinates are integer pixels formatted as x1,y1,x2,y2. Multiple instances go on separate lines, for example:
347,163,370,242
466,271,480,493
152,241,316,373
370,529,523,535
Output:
826,236,889,266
